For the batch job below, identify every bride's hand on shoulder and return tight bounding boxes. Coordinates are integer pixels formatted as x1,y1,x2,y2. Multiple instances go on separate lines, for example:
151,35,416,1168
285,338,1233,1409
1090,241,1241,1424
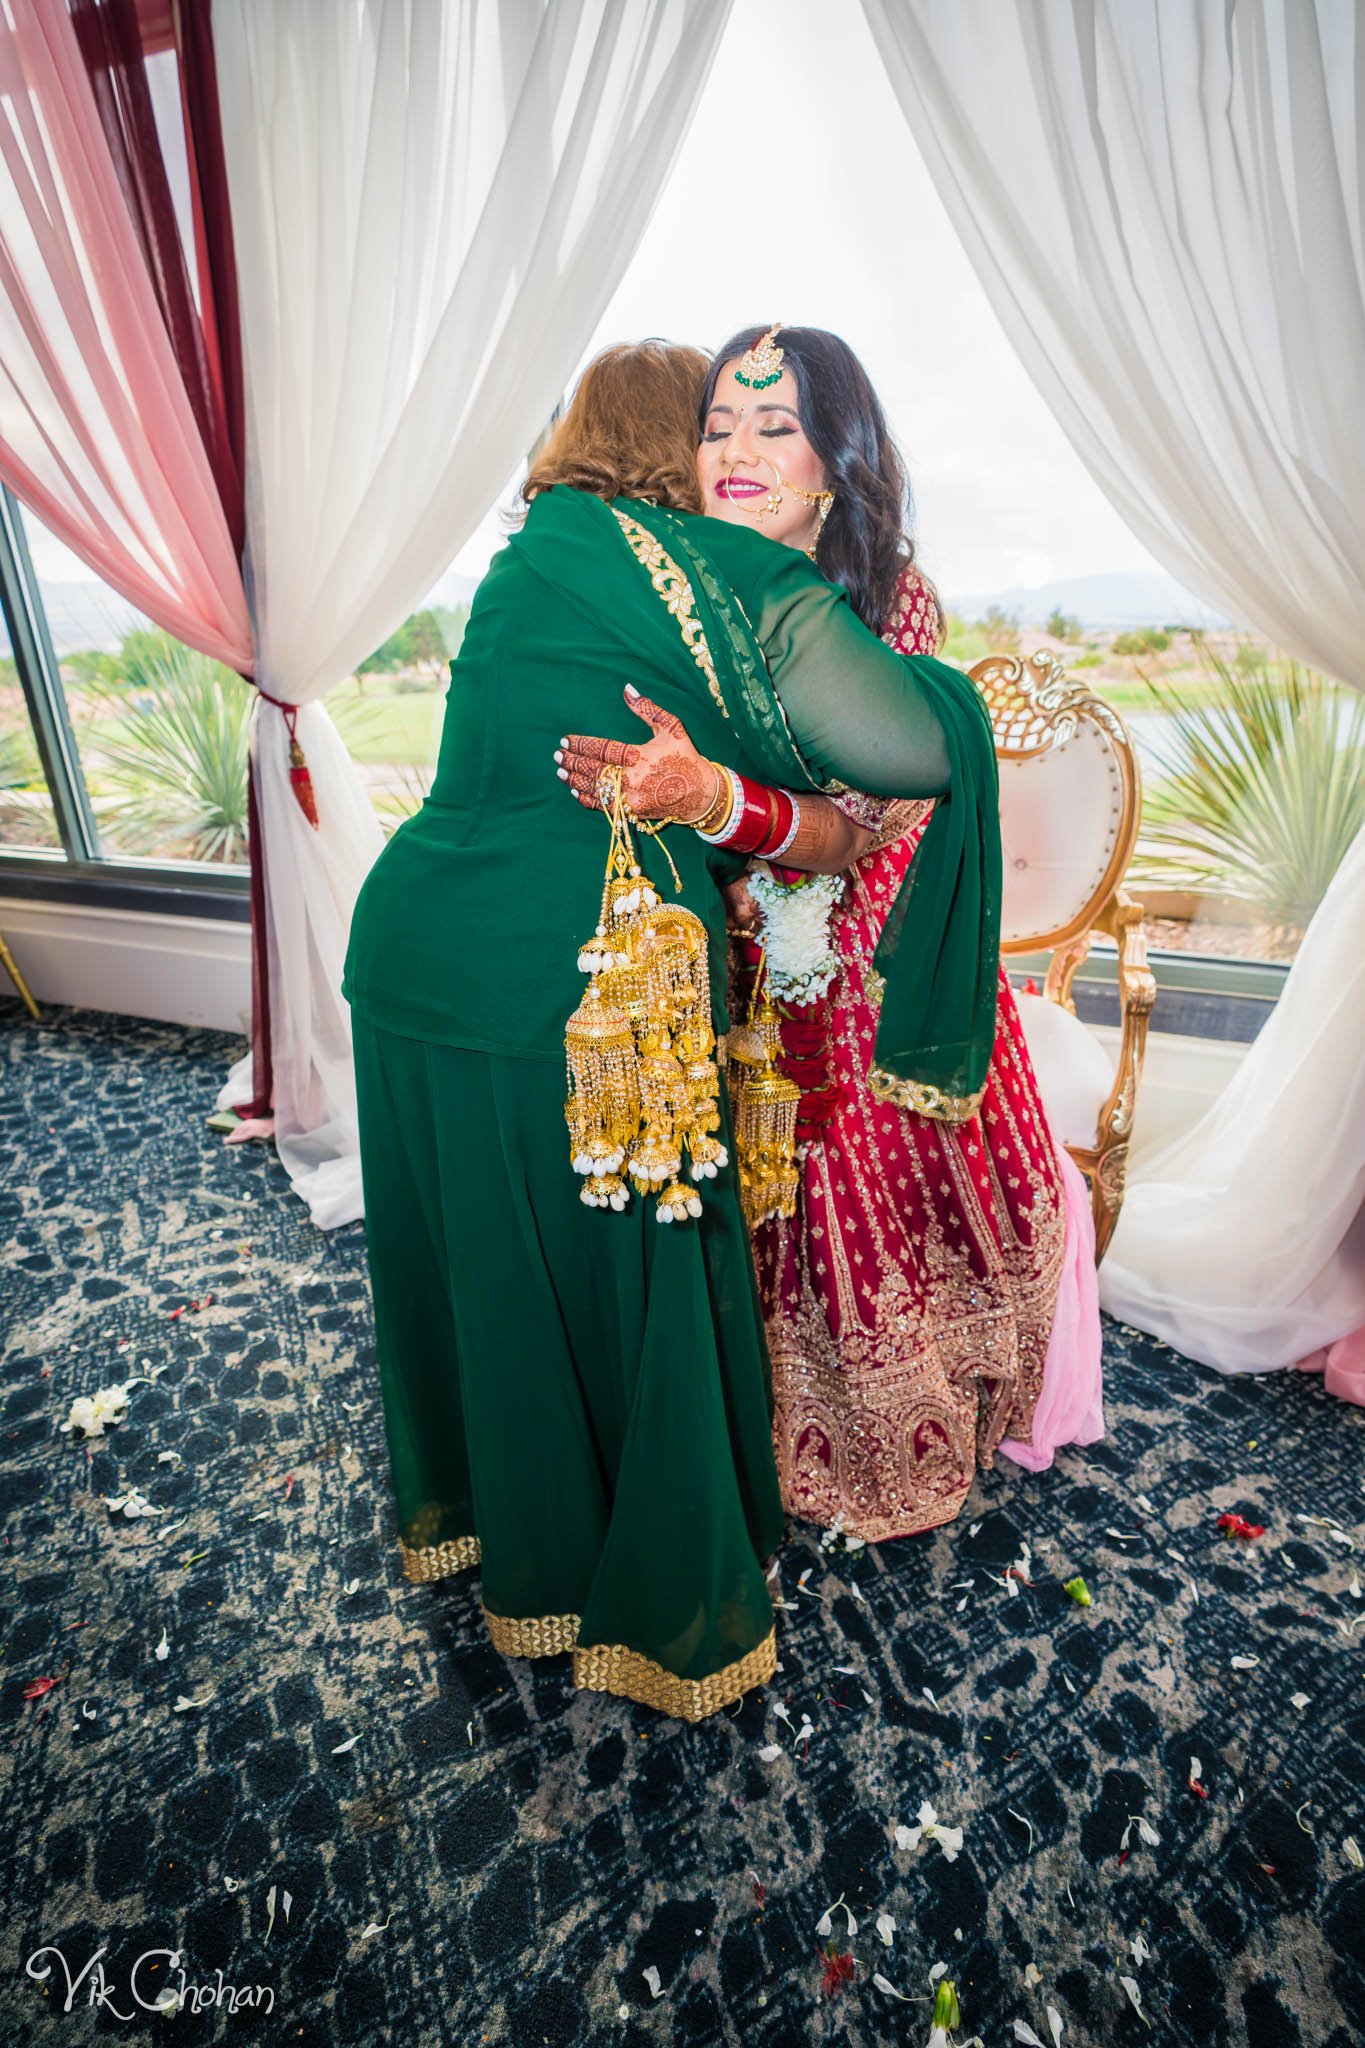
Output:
554,685,719,823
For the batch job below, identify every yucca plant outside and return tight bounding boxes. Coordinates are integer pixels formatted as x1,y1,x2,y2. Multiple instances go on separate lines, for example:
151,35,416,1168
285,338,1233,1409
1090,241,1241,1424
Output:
1131,645,1365,934
81,632,253,864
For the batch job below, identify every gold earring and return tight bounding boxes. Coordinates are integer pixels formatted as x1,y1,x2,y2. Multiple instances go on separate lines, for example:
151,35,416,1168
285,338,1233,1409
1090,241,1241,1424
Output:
785,478,835,557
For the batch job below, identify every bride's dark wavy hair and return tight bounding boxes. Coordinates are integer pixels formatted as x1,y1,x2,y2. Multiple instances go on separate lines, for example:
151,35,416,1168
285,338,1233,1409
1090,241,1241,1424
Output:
700,325,940,640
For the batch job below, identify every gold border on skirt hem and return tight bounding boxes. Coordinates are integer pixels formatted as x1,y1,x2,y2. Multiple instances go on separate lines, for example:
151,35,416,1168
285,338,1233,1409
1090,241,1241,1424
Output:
480,1601,778,1721
574,1626,777,1723
399,1532,481,1583
483,1606,582,1658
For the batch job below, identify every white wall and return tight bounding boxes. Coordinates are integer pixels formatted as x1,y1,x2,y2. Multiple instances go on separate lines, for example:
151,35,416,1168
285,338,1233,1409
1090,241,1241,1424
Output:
0,895,250,1036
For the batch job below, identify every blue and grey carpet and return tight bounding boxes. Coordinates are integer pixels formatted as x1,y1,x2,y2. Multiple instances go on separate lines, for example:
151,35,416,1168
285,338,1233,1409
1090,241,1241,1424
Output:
1,1004,1361,2048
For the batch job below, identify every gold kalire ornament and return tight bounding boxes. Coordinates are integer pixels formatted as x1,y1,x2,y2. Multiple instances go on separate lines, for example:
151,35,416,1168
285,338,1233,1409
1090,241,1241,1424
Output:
725,962,801,1227
565,770,727,1222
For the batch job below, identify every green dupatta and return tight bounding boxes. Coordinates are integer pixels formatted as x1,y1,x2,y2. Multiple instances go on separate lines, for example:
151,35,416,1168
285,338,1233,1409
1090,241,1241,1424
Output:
531,488,1002,1117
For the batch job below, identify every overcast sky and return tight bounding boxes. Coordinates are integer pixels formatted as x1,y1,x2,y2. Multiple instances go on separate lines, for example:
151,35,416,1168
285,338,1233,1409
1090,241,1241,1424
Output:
447,0,1168,604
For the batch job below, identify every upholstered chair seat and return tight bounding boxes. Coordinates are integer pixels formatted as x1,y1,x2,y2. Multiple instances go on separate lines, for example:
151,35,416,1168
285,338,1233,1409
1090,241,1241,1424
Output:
970,651,1156,1259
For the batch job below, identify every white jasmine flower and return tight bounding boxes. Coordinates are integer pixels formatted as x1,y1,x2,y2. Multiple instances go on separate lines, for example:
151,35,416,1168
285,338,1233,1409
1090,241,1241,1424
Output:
747,869,844,1003
814,1892,856,1938
61,1381,138,1438
895,1801,965,1862
107,1488,162,1519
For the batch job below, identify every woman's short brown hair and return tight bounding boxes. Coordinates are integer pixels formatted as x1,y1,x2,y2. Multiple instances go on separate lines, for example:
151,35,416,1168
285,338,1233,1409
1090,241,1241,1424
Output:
522,339,707,512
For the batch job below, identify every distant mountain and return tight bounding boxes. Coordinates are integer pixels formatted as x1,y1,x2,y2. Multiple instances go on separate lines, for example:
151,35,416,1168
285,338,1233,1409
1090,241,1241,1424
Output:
0,579,147,658
952,571,1228,631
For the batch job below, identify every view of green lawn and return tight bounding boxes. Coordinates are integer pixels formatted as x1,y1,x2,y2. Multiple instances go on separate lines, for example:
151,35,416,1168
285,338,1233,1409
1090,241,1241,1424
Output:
4,606,1361,974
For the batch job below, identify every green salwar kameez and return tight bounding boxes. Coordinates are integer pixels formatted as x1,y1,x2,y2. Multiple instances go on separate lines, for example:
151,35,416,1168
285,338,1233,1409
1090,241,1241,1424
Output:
352,1023,781,1716
343,487,999,1719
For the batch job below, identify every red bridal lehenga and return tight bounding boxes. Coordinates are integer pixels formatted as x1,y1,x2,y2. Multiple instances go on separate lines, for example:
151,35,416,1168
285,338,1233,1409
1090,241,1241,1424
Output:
736,571,1105,1542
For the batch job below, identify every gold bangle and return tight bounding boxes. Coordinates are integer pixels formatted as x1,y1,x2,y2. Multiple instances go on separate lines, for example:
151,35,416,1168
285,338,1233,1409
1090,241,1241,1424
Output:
693,760,734,835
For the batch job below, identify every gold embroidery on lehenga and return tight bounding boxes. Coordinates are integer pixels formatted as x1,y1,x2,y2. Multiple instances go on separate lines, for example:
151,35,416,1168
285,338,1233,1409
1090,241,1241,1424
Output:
612,511,729,720
756,830,1067,1543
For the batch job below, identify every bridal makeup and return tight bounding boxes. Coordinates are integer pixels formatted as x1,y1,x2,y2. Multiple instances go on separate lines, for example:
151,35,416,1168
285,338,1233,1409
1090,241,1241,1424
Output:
697,362,831,551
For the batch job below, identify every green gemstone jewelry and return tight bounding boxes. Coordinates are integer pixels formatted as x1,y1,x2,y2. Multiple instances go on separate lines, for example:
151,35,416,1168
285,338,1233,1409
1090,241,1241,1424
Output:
733,323,785,391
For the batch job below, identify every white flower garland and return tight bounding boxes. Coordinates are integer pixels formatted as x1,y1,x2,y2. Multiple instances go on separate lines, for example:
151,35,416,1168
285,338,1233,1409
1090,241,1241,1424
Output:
748,865,844,1004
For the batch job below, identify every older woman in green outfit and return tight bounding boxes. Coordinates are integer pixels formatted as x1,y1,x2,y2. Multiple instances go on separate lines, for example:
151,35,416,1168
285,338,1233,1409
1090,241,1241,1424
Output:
342,338,1000,1721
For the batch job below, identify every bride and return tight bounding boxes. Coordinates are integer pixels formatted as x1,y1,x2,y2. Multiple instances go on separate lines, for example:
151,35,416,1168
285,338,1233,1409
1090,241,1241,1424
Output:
558,324,1105,1540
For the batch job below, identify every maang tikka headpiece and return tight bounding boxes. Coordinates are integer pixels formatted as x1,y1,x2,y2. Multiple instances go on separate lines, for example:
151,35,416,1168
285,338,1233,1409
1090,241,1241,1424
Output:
734,323,784,391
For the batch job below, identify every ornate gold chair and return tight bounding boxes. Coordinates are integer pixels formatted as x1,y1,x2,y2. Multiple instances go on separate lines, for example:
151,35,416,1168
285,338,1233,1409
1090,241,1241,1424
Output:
969,651,1156,1259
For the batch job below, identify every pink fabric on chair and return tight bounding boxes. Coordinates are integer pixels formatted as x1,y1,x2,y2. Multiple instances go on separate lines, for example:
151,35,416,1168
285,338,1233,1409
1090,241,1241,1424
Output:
999,1144,1106,1471
0,0,251,670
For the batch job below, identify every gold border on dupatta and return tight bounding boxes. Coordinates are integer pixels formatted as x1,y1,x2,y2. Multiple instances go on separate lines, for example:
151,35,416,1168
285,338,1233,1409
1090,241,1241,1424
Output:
484,1607,582,1658
611,510,730,720
573,1627,777,1723
865,1064,986,1126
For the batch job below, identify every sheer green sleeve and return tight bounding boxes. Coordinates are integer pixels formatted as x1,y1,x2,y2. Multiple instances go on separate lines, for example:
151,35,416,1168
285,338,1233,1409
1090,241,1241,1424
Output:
752,562,956,798
751,552,1002,1112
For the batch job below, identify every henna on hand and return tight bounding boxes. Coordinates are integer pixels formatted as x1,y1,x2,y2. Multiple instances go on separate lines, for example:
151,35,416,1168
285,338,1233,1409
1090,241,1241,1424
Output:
559,691,713,822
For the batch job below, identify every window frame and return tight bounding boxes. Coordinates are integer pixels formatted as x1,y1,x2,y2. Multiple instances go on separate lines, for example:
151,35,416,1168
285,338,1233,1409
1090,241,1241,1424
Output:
0,484,248,921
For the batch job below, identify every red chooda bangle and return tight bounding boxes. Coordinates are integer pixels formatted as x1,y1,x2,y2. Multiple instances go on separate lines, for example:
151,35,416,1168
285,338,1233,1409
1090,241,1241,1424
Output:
706,775,799,857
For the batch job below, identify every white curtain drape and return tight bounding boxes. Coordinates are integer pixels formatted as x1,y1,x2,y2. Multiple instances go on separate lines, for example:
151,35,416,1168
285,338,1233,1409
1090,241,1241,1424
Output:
861,0,1365,1370
210,0,732,1227
1101,826,1365,1372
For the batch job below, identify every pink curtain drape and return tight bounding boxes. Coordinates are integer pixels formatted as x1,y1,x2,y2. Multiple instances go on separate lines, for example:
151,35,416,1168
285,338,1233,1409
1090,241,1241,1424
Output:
0,0,250,672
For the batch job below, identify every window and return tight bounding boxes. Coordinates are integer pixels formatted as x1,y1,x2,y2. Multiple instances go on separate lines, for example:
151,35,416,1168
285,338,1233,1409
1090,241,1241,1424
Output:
944,606,1363,975
0,486,479,901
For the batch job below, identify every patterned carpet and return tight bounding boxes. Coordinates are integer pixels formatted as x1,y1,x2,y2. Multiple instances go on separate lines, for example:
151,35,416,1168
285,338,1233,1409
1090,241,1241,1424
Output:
1,1002,1361,2048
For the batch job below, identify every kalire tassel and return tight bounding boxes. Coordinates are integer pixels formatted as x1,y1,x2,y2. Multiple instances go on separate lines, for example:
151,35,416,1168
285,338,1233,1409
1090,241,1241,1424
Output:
726,981,801,1227
565,770,728,1223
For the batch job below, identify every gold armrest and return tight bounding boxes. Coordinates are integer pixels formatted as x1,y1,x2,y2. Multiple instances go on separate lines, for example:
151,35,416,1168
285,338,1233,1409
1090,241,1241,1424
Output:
1084,890,1155,1258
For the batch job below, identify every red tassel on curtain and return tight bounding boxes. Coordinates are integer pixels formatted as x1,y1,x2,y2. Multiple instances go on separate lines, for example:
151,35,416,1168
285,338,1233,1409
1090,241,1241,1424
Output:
257,694,321,830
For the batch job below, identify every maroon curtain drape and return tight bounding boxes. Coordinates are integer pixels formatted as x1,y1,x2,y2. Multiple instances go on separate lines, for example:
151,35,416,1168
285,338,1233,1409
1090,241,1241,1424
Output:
68,0,243,551
170,0,270,1115
68,0,271,1116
